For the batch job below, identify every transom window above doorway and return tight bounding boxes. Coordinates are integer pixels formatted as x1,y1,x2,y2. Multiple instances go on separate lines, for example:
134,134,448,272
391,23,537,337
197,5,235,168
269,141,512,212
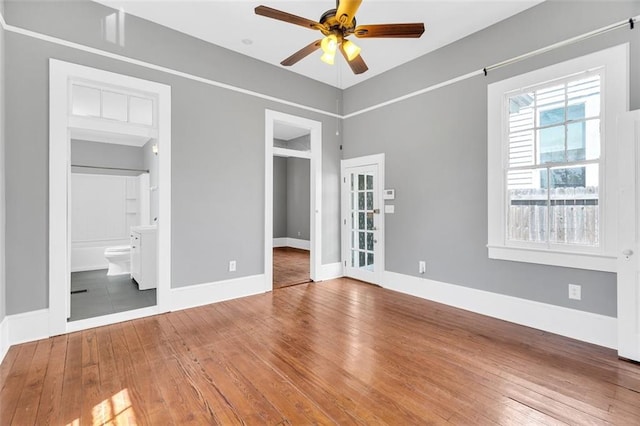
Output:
71,83,155,127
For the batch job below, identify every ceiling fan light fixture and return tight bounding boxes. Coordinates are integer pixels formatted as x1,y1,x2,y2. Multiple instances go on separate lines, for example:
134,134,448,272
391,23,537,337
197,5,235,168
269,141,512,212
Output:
320,51,336,65
320,34,338,54
342,39,361,61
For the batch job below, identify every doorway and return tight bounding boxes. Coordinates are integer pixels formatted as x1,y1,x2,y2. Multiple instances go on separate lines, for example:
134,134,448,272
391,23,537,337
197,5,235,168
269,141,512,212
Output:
49,59,171,335
69,139,156,321
341,154,385,285
264,110,322,291
273,149,311,289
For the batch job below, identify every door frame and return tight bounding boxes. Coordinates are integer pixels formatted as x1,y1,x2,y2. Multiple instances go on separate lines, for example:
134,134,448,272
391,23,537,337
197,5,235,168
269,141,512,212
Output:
341,153,385,285
617,110,640,361
49,59,172,335
264,110,322,290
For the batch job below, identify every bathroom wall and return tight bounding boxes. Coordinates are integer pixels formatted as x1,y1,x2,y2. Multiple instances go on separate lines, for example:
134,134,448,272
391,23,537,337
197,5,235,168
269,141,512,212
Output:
273,156,287,239
71,139,145,175
70,173,141,271
142,140,159,224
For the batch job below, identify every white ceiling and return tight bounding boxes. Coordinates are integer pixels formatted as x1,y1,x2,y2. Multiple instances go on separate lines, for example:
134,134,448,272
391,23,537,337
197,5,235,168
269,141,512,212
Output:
94,0,543,89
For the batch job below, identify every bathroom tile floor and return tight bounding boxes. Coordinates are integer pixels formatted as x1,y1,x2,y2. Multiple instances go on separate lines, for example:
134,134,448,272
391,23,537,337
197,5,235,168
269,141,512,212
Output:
69,269,156,321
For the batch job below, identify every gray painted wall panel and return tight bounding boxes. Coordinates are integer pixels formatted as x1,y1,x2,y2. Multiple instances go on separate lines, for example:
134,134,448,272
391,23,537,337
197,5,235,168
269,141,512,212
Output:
4,0,342,115
286,157,310,240
342,1,640,317
273,157,287,239
4,23,341,311
0,6,6,323
344,1,640,115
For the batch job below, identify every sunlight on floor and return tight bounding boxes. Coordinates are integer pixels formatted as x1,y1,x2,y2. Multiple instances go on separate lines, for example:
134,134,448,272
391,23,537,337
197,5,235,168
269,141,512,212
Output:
67,388,136,426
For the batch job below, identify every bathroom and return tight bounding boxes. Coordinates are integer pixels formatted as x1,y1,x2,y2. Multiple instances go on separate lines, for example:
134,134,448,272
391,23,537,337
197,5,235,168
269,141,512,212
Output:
69,136,159,321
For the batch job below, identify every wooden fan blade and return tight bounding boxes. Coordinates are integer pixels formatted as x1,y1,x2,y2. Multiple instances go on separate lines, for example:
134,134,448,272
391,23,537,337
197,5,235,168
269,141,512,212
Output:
281,40,322,66
255,5,323,30
339,44,368,74
354,23,425,38
336,0,363,27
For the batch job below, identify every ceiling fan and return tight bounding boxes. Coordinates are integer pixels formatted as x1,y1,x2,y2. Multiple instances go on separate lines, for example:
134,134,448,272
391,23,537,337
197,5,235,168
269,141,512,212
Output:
255,0,425,74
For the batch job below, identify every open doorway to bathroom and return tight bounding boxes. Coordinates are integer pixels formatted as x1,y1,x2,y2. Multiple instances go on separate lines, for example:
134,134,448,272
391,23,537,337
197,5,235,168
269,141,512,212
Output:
69,138,157,320
49,60,171,336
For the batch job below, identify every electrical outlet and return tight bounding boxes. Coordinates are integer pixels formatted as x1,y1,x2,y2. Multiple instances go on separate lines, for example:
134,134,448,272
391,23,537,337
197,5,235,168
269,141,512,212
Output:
419,261,426,274
568,284,581,300
297,231,301,237
229,260,236,272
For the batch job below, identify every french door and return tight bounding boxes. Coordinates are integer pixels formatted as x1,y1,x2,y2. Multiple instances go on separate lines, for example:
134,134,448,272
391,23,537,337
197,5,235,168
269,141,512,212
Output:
341,155,384,284
617,110,640,362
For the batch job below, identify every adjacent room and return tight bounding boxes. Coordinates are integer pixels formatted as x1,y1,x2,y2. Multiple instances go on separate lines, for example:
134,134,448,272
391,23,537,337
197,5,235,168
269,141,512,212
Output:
1,0,639,424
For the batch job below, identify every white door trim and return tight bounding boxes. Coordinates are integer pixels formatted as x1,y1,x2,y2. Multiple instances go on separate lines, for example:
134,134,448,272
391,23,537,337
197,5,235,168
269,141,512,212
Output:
341,153,385,285
49,59,172,335
617,110,640,361
264,110,322,291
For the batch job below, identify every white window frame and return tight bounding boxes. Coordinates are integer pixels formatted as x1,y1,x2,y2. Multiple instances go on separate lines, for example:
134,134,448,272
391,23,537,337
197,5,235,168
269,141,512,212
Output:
488,44,628,272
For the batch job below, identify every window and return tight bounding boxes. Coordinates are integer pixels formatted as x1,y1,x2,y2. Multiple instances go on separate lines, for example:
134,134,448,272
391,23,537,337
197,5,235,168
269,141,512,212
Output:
506,73,601,247
488,44,627,272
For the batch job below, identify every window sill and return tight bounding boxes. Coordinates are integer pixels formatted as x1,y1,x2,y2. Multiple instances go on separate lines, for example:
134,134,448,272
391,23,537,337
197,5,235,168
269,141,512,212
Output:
487,245,616,272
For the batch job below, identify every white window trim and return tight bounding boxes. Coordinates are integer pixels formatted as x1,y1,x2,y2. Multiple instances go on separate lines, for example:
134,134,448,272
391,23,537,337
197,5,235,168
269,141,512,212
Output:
488,44,628,272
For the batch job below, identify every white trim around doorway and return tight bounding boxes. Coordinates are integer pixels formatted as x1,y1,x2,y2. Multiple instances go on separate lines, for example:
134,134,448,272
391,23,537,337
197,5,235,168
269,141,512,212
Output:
265,110,322,291
49,59,172,336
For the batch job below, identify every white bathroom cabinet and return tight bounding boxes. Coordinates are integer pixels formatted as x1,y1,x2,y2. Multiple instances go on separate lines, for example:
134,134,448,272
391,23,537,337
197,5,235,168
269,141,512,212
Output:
130,225,157,290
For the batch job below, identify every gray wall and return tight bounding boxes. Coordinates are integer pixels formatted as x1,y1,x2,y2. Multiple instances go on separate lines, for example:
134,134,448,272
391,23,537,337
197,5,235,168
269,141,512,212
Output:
342,0,640,317
273,156,287,238
70,140,144,176
3,0,342,314
286,157,310,240
0,0,6,324
272,156,311,241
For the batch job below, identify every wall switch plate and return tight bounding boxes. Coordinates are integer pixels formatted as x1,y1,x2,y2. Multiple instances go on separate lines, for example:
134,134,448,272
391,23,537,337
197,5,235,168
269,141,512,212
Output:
385,205,395,214
229,260,236,272
568,283,581,300
419,261,426,274
383,189,395,200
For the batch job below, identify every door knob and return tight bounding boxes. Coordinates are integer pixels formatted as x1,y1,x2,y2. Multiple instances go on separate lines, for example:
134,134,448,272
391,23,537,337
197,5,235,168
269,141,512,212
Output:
623,249,634,256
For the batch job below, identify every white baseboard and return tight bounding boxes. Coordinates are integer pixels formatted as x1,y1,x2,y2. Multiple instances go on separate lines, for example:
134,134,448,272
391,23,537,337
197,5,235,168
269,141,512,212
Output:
383,271,617,349
0,316,9,365
6,309,50,349
273,237,287,248
317,262,343,281
170,274,266,312
273,237,310,250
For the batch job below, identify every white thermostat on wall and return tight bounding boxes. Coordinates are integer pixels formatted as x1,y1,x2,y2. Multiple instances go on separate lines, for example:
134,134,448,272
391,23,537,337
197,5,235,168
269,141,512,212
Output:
383,189,395,200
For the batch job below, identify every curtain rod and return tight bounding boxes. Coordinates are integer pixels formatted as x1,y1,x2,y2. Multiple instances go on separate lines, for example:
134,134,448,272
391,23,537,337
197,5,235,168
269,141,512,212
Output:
483,16,637,75
71,165,149,173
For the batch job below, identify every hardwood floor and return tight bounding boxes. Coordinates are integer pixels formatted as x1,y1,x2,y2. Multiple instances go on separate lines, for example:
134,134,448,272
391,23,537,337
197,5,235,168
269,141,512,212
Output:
1,278,639,425
273,247,310,289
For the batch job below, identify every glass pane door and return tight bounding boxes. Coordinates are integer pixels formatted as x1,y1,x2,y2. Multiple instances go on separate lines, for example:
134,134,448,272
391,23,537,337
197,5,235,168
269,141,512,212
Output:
343,164,381,284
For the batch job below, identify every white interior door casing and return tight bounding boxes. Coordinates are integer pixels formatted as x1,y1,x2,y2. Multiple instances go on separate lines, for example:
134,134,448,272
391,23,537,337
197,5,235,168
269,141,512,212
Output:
617,110,640,362
341,154,385,285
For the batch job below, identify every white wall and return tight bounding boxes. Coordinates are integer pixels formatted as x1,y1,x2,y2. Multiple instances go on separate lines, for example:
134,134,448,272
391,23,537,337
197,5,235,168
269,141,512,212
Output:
70,173,141,271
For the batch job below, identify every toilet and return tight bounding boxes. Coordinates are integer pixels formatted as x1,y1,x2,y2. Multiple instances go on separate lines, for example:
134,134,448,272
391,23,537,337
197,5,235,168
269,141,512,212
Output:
104,245,131,276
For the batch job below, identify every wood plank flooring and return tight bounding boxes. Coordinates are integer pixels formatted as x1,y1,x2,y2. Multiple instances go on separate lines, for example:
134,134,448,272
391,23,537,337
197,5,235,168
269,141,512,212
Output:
1,278,640,425
272,247,310,289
